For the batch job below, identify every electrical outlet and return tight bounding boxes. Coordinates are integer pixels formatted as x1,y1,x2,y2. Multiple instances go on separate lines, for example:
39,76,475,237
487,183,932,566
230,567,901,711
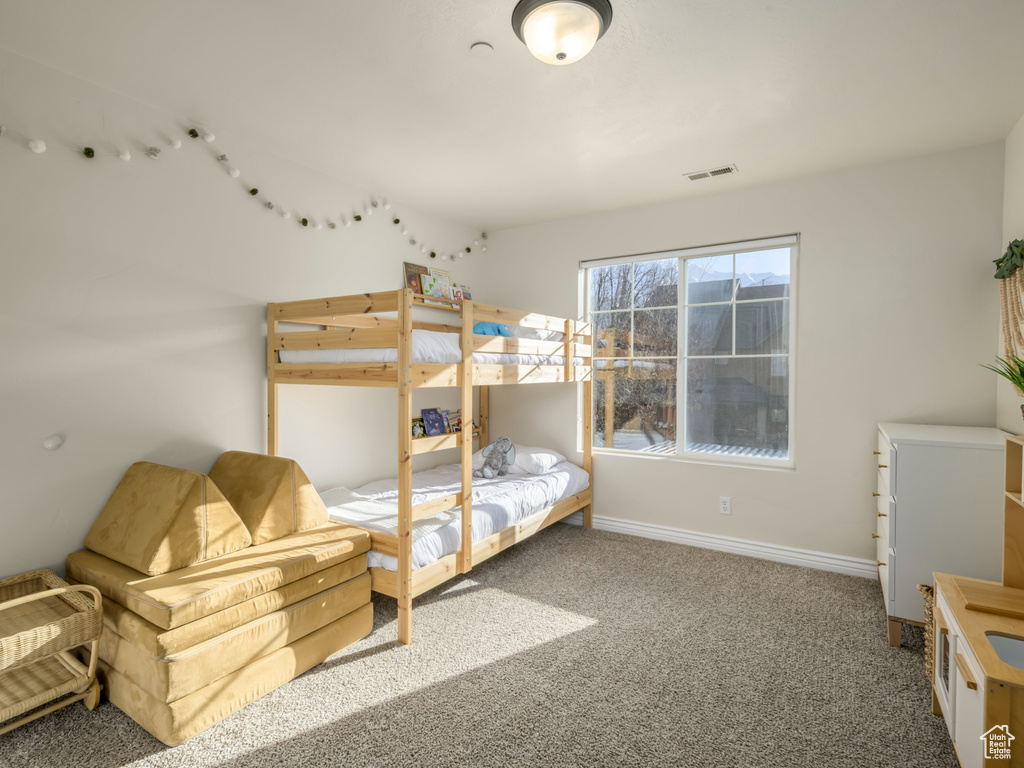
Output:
719,496,731,515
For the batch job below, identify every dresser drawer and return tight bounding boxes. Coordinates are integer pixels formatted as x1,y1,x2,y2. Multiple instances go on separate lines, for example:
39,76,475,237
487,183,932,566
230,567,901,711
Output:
876,536,893,610
877,431,896,496
876,494,895,547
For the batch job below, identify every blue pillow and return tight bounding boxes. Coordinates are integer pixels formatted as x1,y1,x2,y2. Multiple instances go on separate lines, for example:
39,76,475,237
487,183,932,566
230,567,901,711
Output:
473,322,511,337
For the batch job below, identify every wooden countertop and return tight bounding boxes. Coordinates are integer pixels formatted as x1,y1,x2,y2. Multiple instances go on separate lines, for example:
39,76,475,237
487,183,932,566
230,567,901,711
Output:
935,572,1024,688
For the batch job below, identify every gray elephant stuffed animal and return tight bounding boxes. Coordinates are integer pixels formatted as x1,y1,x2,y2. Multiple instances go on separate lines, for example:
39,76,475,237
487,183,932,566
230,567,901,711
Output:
473,437,516,479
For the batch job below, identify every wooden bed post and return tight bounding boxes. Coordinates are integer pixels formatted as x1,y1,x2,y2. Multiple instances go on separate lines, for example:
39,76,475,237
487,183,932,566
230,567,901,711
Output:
267,305,279,456
458,301,475,575
479,386,489,447
397,289,414,645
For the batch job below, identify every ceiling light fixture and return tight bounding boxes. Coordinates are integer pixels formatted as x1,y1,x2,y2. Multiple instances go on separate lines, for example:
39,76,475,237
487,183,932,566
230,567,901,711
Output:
512,0,612,65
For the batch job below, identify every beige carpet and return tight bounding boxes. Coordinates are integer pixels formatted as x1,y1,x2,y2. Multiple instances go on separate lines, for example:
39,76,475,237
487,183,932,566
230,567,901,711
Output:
1,525,956,767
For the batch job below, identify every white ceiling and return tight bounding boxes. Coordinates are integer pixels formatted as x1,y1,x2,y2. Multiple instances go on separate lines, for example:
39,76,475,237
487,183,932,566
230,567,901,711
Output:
2,0,1024,231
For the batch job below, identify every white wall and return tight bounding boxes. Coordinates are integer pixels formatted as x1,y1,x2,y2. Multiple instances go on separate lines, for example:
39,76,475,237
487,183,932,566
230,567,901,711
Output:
0,49,482,576
997,112,1024,433
487,143,1004,561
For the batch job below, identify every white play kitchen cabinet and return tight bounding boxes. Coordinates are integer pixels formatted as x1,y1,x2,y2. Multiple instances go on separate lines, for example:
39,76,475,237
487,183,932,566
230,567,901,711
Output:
875,423,1007,646
931,435,1024,767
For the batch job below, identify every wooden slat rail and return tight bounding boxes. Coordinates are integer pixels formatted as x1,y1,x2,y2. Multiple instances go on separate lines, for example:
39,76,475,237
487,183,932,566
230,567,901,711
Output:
472,364,591,386
274,363,399,387
412,493,462,522
272,328,398,350
414,321,462,334
473,302,570,333
473,491,591,567
411,431,478,455
369,532,399,559
270,291,400,322
473,335,567,356
412,293,461,312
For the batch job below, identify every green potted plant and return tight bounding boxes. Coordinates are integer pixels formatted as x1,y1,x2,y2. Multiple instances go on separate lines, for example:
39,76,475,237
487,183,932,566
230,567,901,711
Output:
982,355,1024,422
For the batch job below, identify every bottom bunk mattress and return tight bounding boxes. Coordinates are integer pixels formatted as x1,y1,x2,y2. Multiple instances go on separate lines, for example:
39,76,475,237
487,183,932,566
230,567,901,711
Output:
319,461,590,571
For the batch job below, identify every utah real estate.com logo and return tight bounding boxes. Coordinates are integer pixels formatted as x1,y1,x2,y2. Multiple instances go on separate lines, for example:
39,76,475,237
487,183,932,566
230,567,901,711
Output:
982,725,1014,760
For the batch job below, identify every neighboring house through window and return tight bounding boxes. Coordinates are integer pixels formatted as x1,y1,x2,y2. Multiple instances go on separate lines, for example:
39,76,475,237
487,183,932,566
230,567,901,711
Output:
582,235,797,468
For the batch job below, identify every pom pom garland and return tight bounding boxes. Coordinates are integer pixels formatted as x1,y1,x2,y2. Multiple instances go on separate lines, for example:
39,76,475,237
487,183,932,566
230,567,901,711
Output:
10,122,480,254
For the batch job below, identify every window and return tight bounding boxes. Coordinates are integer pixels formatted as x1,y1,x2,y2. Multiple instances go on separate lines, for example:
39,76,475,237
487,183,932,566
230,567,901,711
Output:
583,235,797,467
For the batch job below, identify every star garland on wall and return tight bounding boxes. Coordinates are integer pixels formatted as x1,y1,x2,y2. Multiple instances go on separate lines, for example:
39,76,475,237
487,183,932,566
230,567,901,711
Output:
0,123,487,262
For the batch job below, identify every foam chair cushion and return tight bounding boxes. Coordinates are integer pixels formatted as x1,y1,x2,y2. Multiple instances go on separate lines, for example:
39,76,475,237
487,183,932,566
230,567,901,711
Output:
208,451,328,545
67,522,369,629
85,462,252,576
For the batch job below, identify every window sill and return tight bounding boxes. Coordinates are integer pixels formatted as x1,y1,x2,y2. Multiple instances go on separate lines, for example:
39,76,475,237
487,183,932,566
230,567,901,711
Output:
590,446,796,472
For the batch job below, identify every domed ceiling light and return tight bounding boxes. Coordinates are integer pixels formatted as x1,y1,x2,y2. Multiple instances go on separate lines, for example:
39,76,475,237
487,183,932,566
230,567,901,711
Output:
512,0,613,65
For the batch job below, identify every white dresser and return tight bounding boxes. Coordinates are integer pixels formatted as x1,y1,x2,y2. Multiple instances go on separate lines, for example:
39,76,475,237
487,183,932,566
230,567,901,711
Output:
875,423,1007,646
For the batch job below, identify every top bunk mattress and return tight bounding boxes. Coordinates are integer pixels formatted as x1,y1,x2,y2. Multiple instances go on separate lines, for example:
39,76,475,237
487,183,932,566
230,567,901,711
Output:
279,329,585,366
319,460,590,571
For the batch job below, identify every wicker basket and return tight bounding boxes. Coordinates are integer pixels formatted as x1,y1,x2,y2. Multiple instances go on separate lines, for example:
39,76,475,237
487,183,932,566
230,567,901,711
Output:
0,569,103,734
918,583,935,678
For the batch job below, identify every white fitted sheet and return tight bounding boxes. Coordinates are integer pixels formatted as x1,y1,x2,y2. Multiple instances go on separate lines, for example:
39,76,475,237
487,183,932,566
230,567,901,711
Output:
279,329,584,366
320,460,590,571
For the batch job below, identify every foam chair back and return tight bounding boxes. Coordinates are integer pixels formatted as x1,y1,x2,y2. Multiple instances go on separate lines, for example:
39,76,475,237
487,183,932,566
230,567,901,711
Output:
208,451,328,546
85,462,252,576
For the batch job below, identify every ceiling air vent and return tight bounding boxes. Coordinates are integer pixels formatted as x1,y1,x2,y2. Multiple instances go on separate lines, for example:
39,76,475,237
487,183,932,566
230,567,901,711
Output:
685,164,738,182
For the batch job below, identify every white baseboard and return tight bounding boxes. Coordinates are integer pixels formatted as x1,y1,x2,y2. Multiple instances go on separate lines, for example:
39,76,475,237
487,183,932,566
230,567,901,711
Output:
561,511,876,579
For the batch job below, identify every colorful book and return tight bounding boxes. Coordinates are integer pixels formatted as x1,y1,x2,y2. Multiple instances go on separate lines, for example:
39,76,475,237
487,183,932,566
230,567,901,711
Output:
421,408,446,437
419,274,451,306
404,262,428,294
411,417,426,439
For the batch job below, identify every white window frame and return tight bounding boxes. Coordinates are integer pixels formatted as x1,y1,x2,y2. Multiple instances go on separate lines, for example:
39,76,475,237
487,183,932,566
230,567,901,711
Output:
581,234,798,470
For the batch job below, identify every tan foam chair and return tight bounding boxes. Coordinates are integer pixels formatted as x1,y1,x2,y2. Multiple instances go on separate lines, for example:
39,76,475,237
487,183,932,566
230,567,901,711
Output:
68,455,371,745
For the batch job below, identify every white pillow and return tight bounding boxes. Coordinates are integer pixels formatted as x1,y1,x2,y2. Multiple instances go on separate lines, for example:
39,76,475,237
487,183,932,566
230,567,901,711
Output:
506,325,563,342
471,443,566,475
507,444,566,475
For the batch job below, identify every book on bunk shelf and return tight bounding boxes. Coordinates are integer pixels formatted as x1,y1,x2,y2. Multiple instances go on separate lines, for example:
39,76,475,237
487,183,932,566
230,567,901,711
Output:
449,411,463,433
440,409,452,433
419,274,451,306
421,408,446,437
411,417,426,439
403,262,428,294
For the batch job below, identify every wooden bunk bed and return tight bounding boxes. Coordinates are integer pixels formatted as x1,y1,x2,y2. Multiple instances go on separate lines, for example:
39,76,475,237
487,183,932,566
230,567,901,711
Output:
266,288,593,644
